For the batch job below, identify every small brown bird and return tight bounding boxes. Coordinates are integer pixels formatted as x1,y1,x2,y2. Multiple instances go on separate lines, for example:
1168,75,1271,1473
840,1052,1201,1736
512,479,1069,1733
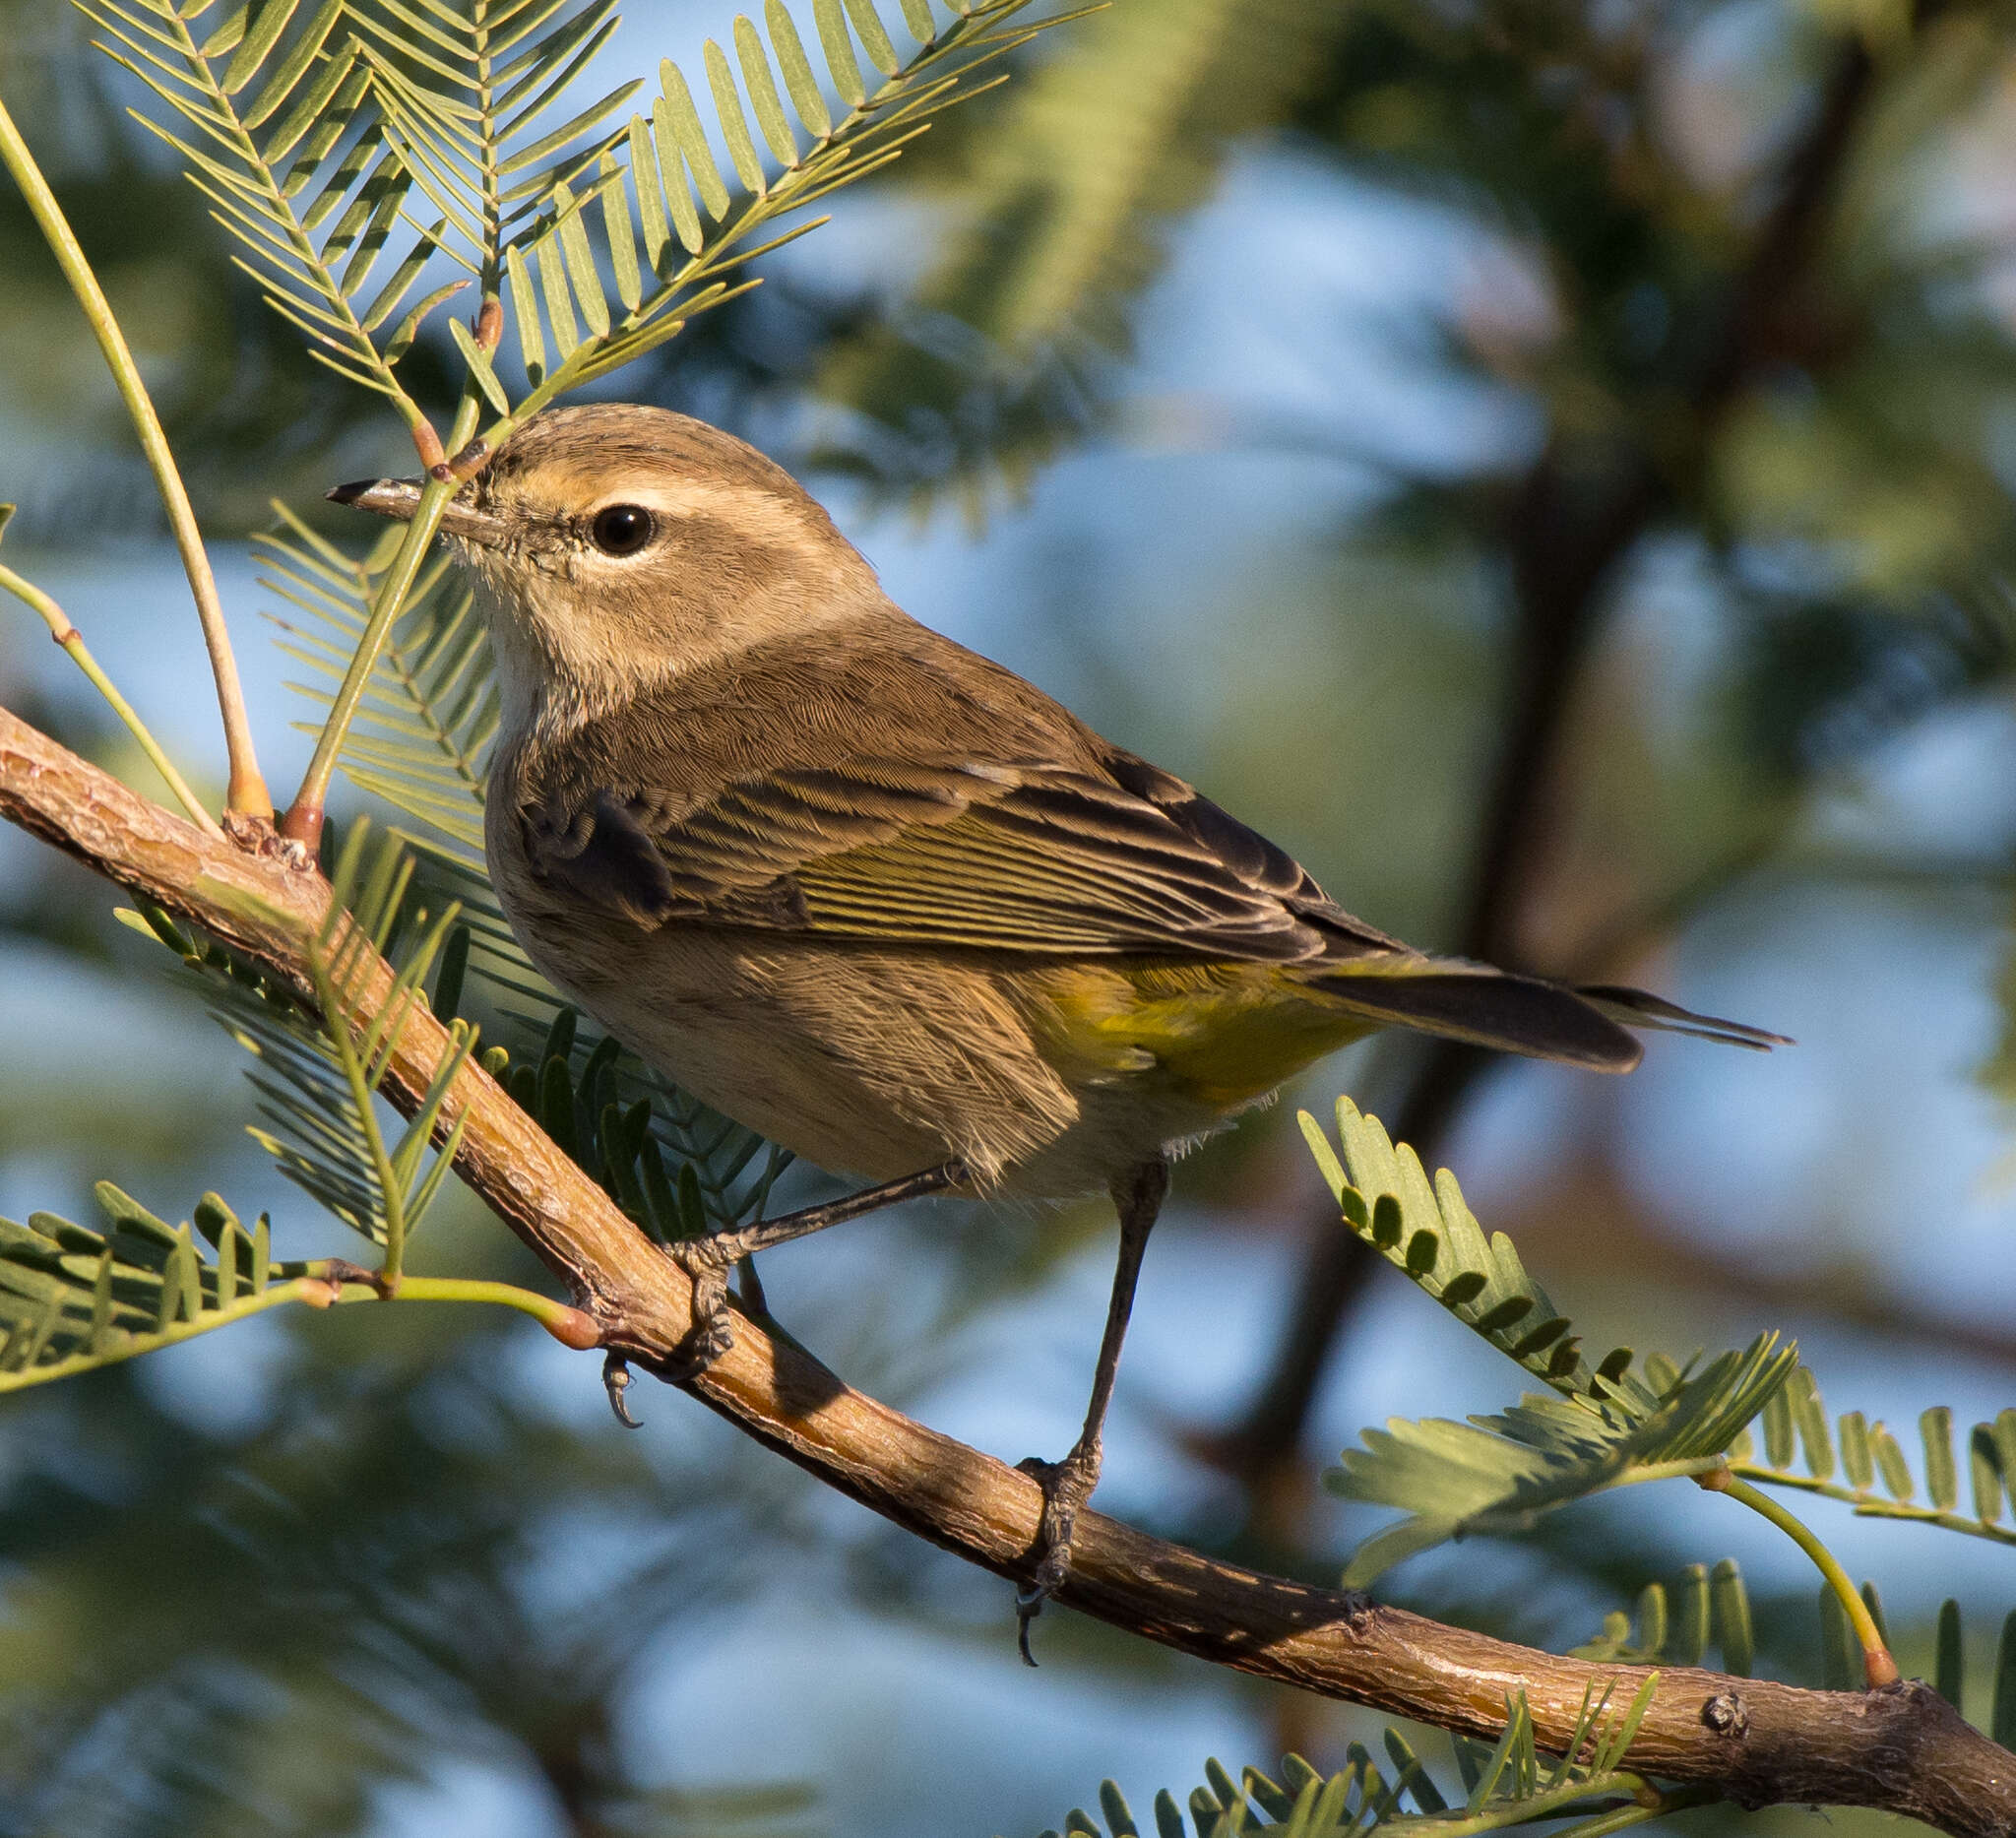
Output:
333,405,1781,1654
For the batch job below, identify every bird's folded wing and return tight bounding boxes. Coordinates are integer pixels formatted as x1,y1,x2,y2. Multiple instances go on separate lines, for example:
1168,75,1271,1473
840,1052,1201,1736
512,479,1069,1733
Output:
523,755,1393,963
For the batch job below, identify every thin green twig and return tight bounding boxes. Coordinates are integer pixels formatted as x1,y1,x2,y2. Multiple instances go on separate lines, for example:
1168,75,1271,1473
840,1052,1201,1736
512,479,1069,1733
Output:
0,89,270,819
1731,1460,2016,1548
283,475,458,844
1556,1784,1722,1837
0,1265,597,1395
0,554,221,835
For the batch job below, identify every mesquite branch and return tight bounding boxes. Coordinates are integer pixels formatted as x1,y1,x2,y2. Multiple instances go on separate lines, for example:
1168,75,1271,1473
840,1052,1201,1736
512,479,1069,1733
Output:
2,701,2013,1837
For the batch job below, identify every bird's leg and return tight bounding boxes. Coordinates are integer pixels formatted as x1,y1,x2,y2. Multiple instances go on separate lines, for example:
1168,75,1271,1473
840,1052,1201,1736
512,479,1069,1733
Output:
658,1161,968,1384
1015,1156,1169,1664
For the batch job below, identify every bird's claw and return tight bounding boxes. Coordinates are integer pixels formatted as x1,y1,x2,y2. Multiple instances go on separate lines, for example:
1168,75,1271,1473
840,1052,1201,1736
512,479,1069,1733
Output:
602,1350,643,1428
1013,1445,1100,1666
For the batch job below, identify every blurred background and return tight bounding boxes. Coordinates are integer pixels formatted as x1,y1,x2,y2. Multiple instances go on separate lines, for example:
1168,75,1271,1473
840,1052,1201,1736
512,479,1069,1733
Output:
3,0,2016,1829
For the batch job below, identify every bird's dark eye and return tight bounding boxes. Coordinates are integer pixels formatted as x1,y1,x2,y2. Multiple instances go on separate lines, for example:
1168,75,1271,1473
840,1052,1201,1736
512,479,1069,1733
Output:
590,504,655,556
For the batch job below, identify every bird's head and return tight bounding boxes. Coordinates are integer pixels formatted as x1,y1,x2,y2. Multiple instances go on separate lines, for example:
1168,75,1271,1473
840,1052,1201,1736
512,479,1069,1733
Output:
329,404,883,729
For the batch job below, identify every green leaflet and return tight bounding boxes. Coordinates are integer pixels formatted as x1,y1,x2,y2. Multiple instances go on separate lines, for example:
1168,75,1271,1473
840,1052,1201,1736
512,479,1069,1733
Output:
179,819,476,1269
1728,1366,2016,1551
1299,1099,1637,1403
0,1187,324,1394
1040,1681,1667,1837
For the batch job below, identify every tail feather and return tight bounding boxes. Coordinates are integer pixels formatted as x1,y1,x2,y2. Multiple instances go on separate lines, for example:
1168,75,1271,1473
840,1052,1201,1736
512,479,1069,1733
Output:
1310,968,1642,1071
1309,967,1790,1070
1575,984,1792,1052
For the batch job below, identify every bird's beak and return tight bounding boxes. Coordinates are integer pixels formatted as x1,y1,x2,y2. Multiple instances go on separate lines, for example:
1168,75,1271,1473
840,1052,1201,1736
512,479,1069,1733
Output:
326,475,510,548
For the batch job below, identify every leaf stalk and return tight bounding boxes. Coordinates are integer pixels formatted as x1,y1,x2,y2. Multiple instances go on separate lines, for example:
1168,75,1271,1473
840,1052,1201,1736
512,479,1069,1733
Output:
316,1265,598,1343
1701,1469,1900,1685
0,90,271,819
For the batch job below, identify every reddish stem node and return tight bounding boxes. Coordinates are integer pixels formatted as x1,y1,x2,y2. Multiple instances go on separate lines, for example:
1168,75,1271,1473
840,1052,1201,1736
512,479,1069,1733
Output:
544,1305,602,1350
277,797,324,851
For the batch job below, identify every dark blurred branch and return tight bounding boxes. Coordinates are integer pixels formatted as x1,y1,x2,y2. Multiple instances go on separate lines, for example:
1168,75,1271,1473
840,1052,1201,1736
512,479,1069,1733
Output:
1224,19,1907,1496
8,709,2016,1837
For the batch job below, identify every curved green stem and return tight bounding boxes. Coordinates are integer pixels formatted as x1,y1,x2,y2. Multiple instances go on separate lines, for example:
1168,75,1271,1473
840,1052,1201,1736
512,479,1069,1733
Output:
0,558,220,834
1702,1470,1900,1685
0,91,270,820
317,1266,598,1343
283,476,455,846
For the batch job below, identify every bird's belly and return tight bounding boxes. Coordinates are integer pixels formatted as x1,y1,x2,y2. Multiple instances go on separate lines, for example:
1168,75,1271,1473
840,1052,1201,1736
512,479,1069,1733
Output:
494,866,1363,1198
511,919,959,1181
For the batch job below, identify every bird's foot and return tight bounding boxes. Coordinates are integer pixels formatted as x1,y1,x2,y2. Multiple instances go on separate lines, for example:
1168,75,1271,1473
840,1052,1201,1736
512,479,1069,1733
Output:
662,1234,739,1381
1013,1439,1102,1665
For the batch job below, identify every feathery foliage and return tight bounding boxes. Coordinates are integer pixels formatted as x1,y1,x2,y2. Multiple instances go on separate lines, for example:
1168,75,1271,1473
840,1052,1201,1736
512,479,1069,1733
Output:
141,822,475,1272
1728,1373,2016,1550
1299,1099,1642,1403
1298,1100,2016,1583
262,503,492,872
342,0,642,283
818,0,1344,511
486,0,1087,409
493,1001,793,1241
1573,1559,1759,1676
1327,1337,1796,1587
0,1181,330,1393
77,0,439,418
82,0,1090,447
1039,1678,1671,1838
1297,1100,1789,1585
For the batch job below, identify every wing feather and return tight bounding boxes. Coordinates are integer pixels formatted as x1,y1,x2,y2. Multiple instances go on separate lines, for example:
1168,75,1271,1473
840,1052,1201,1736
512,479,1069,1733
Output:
522,752,1344,962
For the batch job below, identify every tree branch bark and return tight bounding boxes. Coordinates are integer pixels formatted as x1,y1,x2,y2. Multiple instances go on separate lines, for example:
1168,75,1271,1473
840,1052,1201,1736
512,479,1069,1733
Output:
5,703,2014,1834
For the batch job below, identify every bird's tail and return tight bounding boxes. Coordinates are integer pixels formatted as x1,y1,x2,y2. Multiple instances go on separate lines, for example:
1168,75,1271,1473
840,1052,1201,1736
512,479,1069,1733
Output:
1573,983,1792,1052
1303,963,1788,1072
